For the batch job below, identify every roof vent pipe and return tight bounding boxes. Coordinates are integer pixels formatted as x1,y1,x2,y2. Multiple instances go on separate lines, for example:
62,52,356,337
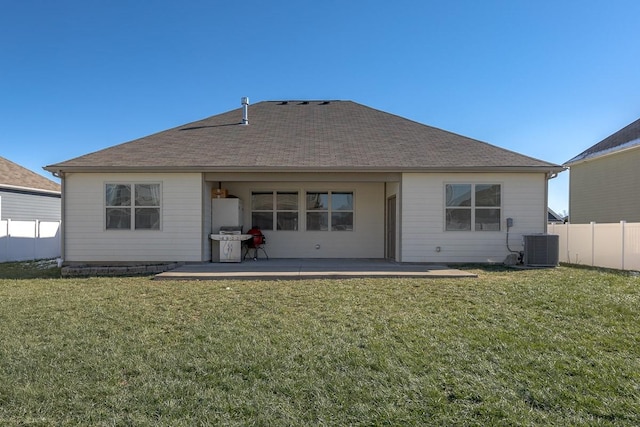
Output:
241,97,249,125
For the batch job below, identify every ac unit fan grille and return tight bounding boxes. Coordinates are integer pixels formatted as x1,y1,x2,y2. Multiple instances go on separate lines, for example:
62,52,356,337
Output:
523,234,559,267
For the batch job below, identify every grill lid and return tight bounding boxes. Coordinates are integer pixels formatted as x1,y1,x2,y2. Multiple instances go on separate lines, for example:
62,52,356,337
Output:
219,226,242,234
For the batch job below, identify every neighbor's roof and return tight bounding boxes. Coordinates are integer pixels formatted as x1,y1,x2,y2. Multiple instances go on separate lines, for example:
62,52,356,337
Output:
547,207,565,223
565,117,640,165
0,156,61,193
45,100,562,173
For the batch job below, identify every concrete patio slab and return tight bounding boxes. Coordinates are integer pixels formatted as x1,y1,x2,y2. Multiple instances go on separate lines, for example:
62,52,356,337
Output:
154,259,477,280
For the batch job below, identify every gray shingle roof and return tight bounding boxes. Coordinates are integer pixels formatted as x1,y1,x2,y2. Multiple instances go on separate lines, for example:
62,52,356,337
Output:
565,117,640,165
1,156,61,193
46,100,561,173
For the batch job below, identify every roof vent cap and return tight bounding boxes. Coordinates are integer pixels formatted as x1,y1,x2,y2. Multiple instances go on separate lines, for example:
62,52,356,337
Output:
241,97,249,125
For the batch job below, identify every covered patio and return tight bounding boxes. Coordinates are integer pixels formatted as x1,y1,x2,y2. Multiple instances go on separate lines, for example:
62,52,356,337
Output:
154,258,477,280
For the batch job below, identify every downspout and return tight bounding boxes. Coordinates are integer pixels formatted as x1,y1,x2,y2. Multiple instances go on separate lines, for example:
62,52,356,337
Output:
53,170,65,265
566,165,571,223
384,182,388,259
397,177,402,263
544,171,559,234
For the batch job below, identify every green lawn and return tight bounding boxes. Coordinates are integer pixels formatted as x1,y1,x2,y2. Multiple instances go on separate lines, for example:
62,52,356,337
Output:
0,263,638,426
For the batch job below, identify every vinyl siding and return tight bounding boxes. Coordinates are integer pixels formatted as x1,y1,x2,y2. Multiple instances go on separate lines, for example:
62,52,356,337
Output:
385,182,400,260
61,171,548,263
569,147,640,223
203,180,214,262
63,172,203,262
221,181,385,258
400,173,547,263
0,190,61,221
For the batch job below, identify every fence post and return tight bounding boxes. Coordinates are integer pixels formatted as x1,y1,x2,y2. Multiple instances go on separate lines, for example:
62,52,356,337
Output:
3,219,8,261
621,220,626,271
7,219,11,262
564,221,571,264
34,219,39,260
590,221,596,267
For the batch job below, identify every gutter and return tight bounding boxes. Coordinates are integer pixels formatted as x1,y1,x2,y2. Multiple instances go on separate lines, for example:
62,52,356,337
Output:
0,183,61,196
43,165,566,175
565,138,640,166
543,171,560,233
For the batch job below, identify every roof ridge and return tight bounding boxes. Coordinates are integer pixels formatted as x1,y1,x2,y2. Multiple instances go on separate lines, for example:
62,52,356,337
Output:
263,99,345,104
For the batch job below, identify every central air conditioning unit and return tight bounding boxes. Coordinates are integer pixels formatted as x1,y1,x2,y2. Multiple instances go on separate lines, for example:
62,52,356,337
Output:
523,234,559,267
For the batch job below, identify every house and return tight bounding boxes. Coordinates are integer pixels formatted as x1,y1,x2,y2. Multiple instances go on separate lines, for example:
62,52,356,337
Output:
547,208,565,224
564,117,640,223
44,99,563,265
0,156,61,221
1,156,61,262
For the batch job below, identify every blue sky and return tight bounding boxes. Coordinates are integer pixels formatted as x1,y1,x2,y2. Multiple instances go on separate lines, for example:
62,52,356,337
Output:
2,1,640,214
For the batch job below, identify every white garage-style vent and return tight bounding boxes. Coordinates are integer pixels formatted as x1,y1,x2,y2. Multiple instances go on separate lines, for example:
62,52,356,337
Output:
523,234,559,267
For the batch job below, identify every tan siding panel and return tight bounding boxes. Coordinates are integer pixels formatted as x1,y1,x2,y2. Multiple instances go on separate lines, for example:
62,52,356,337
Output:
222,181,385,258
64,173,203,262
401,173,547,263
569,147,640,223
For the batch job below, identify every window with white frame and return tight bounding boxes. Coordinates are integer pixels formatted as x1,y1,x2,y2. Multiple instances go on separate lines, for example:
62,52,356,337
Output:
106,183,161,230
306,191,353,231
251,191,298,231
445,184,501,231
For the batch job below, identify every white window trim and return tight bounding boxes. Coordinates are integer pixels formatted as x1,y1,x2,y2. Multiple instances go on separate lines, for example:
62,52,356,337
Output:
305,190,355,232
250,190,300,231
249,189,356,232
104,182,162,231
444,183,502,232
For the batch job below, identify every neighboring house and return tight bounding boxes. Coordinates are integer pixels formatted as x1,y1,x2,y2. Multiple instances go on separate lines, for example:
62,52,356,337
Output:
1,156,61,262
44,99,563,265
547,208,565,224
565,117,640,224
0,156,61,221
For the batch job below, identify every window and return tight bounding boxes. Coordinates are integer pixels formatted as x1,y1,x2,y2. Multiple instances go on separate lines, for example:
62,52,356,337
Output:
106,183,161,230
306,191,353,231
251,191,298,230
445,184,500,231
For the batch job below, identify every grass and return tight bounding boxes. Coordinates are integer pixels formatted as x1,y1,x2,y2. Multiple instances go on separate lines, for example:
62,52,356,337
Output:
0,258,61,279
0,262,638,425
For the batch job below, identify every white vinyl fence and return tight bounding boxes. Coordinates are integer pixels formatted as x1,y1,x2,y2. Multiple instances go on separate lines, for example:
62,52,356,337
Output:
547,221,640,271
0,219,61,262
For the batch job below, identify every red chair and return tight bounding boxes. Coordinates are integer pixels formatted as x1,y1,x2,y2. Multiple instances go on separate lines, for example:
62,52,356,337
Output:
244,227,269,260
